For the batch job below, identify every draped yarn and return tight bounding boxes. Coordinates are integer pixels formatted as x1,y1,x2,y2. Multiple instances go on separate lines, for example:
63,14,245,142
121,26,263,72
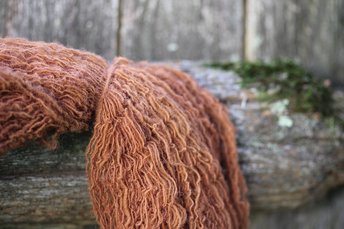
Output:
0,38,249,229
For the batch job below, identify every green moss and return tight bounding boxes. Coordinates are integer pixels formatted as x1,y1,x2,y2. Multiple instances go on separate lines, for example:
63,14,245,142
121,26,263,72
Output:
206,59,344,128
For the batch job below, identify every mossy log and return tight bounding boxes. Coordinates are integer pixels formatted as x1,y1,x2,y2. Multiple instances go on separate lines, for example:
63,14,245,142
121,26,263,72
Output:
1,63,344,227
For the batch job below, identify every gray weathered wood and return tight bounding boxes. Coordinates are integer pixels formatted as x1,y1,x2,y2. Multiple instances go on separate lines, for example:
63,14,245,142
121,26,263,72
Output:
120,0,243,61
0,0,118,60
0,0,243,62
250,188,344,229
246,0,344,84
1,0,344,84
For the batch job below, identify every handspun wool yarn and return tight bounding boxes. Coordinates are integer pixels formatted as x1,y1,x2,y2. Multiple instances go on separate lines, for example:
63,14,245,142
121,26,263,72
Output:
0,38,249,229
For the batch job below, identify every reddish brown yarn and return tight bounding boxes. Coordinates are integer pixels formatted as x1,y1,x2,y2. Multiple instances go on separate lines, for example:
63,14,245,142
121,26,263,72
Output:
0,38,249,228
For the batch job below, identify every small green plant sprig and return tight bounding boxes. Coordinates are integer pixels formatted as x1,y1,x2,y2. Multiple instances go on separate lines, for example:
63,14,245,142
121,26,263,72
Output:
206,59,343,128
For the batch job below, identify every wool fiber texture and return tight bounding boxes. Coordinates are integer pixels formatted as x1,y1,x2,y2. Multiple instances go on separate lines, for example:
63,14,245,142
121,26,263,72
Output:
0,38,249,229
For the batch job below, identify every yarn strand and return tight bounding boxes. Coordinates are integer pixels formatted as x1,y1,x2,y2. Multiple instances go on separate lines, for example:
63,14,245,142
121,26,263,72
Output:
0,38,249,229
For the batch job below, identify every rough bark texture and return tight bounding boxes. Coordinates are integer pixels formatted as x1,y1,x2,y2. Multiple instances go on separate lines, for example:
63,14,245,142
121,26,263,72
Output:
1,62,344,228
182,62,344,210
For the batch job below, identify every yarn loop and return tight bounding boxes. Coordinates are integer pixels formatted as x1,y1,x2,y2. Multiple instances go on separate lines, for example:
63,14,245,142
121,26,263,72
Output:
0,38,249,229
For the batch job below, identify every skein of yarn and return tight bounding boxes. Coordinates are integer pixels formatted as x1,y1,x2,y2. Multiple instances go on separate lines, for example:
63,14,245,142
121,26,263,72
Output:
0,38,249,229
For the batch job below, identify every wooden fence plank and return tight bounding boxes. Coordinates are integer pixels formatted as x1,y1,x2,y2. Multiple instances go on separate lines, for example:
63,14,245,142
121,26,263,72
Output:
246,0,344,84
121,0,243,61
0,0,117,60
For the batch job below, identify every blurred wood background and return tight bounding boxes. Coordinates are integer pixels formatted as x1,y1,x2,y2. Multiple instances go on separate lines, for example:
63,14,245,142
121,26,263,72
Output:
0,0,343,84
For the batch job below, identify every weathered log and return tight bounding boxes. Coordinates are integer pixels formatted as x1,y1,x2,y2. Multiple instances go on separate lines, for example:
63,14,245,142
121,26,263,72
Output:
249,188,344,229
1,63,344,227
183,62,344,209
